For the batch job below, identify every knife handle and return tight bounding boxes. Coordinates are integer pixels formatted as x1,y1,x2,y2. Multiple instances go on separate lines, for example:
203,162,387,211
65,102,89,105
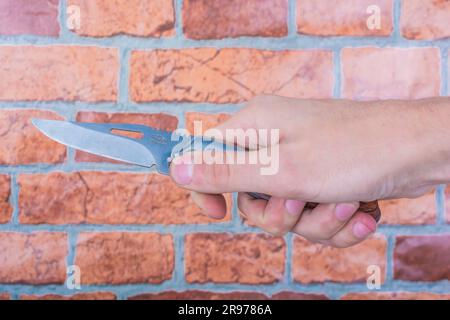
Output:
247,192,381,222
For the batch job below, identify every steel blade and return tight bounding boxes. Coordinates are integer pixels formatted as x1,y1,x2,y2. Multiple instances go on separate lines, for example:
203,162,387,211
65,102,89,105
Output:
32,119,156,168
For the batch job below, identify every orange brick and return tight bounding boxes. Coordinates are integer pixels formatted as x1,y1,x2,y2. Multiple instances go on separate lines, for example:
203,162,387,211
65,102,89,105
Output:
18,172,231,225
0,0,59,36
0,232,67,284
379,191,436,225
21,292,116,300
342,47,440,100
74,232,174,284
130,48,333,103
401,0,450,40
0,110,66,165
394,235,450,281
0,293,10,300
185,112,231,134
297,0,393,36
0,175,12,224
292,235,387,283
183,0,287,39
75,111,178,163
0,46,118,102
67,0,174,37
445,185,450,223
185,233,285,284
342,292,450,300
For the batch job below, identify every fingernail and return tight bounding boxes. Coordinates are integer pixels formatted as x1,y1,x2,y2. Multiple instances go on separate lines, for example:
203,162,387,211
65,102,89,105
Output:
335,203,357,222
285,200,305,216
171,157,193,185
353,222,373,239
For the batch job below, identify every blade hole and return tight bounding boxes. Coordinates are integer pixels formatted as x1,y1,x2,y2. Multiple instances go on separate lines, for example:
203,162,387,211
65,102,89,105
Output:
111,128,143,139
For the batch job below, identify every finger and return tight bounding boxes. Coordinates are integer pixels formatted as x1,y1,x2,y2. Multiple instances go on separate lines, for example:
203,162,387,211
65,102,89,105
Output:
170,151,281,195
292,202,359,241
326,212,377,248
238,193,305,236
190,191,227,219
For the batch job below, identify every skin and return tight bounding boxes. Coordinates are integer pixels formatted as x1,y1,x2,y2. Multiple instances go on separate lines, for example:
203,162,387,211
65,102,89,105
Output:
170,96,450,248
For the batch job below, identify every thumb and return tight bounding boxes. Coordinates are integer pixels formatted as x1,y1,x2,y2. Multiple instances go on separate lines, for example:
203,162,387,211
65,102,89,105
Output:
169,150,277,194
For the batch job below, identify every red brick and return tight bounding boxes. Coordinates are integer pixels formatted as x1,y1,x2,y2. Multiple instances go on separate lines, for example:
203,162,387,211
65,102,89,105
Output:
271,292,329,300
74,232,174,284
342,47,440,100
21,292,116,300
401,0,450,40
185,113,231,134
0,0,59,36
130,49,333,103
444,185,450,223
18,172,231,225
0,110,66,165
75,112,178,163
0,175,12,224
394,235,450,281
292,235,387,283
67,0,174,37
297,0,393,36
185,233,285,284
0,293,10,300
129,291,268,300
183,0,287,39
379,191,436,225
0,232,67,284
342,292,450,300
0,46,118,102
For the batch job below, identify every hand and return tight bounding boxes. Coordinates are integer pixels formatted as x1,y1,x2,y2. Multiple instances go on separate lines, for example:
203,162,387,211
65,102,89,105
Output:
170,96,450,247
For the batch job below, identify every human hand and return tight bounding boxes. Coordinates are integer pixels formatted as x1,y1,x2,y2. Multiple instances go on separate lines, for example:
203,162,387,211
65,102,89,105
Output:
170,96,449,247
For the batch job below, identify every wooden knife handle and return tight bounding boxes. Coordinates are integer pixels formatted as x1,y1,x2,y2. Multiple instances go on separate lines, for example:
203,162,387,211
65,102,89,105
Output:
247,192,381,222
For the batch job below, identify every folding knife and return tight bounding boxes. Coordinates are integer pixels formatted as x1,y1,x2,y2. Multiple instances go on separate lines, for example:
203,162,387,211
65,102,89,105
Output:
32,119,380,221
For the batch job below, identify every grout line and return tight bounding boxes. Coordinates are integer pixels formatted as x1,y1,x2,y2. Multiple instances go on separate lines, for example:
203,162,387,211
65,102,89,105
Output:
333,49,342,98
442,47,449,96
284,233,293,285
9,174,19,225
385,234,395,284
287,0,297,37
436,185,446,225
118,48,131,104
174,0,184,39
392,0,402,40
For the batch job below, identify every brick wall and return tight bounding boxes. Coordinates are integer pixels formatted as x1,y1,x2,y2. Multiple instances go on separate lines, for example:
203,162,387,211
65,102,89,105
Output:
0,0,449,300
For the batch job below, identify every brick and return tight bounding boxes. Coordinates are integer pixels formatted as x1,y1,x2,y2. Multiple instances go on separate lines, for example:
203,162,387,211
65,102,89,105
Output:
444,185,450,223
394,235,450,281
0,293,10,300
0,232,67,284
292,235,387,283
130,49,333,103
75,111,178,163
401,0,450,40
129,291,328,300
21,292,116,300
183,0,287,39
297,0,393,36
0,0,59,36
185,233,285,284
185,113,231,134
68,0,174,37
0,110,66,165
129,291,268,300
271,292,329,300
379,191,436,225
19,172,231,225
0,175,12,224
75,232,174,284
0,46,118,102
342,47,440,100
342,292,450,300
